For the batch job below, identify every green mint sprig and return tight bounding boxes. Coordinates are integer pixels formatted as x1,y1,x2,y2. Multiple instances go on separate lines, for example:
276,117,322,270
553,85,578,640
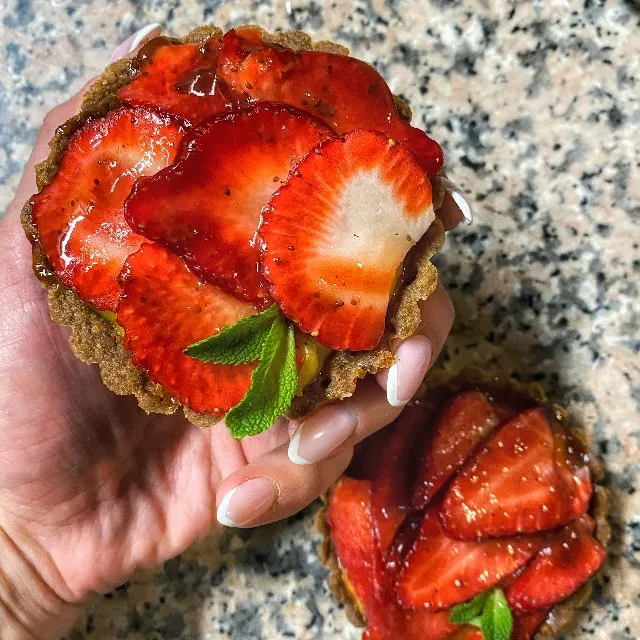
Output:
449,588,513,640
184,304,298,439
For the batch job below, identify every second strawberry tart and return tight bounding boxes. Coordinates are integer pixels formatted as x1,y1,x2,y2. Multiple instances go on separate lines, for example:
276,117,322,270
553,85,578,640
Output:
320,372,609,640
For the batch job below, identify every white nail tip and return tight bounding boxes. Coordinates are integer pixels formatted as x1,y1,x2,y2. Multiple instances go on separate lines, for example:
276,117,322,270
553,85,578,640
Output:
216,486,240,527
451,190,473,224
130,23,162,50
386,363,408,408
288,427,312,465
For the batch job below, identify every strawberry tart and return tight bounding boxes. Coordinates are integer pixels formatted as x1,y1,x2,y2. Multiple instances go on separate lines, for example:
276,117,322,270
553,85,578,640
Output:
320,372,609,640
21,26,461,436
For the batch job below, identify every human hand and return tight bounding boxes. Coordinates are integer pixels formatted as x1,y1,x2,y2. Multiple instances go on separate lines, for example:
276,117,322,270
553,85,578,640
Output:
0,26,459,639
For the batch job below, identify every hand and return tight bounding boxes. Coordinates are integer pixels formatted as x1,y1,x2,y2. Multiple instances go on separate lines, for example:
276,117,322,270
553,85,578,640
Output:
0,26,457,639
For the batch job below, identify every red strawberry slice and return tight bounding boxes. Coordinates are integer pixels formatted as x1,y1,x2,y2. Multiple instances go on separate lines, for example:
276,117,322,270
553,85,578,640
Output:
125,104,332,305
365,614,458,640
412,391,500,510
117,243,256,415
404,611,461,640
384,511,422,574
372,406,427,558
118,36,235,125
506,516,606,614
327,478,459,640
259,129,435,351
218,28,444,175
327,477,402,635
448,629,483,640
441,408,593,539
512,610,549,640
30,106,183,310
395,505,541,611
327,478,380,612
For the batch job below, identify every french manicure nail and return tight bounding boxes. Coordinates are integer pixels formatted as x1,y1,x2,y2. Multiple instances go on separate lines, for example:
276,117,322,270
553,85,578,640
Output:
386,335,432,407
436,175,473,224
451,190,473,224
216,477,278,527
288,408,358,465
106,23,162,66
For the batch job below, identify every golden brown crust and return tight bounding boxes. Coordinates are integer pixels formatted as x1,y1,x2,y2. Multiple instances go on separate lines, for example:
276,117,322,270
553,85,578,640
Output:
391,219,444,340
21,25,443,427
317,369,611,638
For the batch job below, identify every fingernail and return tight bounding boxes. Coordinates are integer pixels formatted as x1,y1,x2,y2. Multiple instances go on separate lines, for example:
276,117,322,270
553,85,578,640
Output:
436,176,473,224
451,190,473,224
106,23,162,66
288,408,358,465
386,335,432,407
216,477,278,527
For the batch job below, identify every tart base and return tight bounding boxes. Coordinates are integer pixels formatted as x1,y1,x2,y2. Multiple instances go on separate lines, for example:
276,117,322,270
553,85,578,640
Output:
21,25,444,428
316,367,611,639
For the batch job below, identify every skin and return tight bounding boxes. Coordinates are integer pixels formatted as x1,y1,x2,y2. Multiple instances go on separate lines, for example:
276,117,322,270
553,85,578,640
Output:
0,42,456,639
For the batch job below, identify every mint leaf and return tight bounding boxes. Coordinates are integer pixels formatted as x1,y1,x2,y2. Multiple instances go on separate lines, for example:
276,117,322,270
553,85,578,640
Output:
184,305,301,438
480,589,513,640
449,591,490,625
225,313,298,439
184,304,278,364
450,588,513,640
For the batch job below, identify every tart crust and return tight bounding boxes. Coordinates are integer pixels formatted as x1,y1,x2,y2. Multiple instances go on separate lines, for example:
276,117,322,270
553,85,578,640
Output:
317,367,611,638
21,25,444,427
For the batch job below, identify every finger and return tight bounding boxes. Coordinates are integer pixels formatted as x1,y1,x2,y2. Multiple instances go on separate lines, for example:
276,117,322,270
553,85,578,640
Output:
208,420,248,482
287,377,404,465
215,442,352,527
6,24,163,219
239,417,290,463
376,282,455,403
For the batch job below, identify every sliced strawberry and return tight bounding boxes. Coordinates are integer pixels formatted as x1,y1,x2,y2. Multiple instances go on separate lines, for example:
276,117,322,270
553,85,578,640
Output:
259,130,435,350
327,478,380,612
512,610,549,640
384,511,422,574
125,104,332,305
118,36,235,125
117,243,256,414
327,478,458,640
365,613,458,640
441,408,593,539
372,407,426,558
218,28,444,175
412,391,500,510
404,611,461,640
506,516,606,613
448,628,483,640
30,107,182,310
395,505,541,611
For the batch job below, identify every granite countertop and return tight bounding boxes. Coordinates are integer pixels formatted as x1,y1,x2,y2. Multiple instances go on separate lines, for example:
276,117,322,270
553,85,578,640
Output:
1,0,638,638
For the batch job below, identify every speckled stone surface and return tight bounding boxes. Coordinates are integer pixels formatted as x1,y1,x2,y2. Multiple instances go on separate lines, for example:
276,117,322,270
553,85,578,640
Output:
1,0,638,638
